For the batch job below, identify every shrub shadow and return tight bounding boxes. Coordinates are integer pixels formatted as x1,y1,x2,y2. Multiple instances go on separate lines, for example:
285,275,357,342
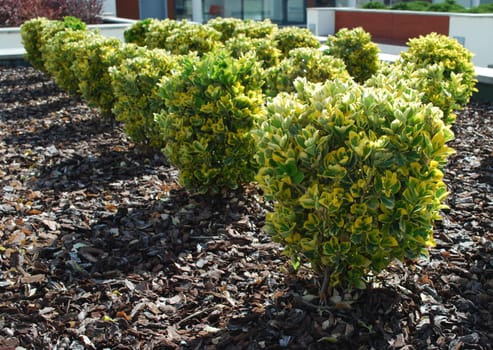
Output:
2,111,109,148
1,95,81,120
33,143,170,194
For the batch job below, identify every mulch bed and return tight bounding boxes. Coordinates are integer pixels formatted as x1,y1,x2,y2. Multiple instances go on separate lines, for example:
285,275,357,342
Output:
0,65,492,350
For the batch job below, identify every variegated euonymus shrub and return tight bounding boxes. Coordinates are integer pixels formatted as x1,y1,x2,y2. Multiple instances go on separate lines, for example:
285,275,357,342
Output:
225,35,282,69
164,22,222,56
254,78,455,290
144,18,188,49
367,62,476,125
325,27,380,83
109,49,179,149
155,49,266,194
264,47,351,97
397,33,477,124
206,17,245,42
70,36,144,116
234,18,278,39
20,17,57,72
21,16,86,72
124,18,158,46
43,29,94,94
273,26,321,58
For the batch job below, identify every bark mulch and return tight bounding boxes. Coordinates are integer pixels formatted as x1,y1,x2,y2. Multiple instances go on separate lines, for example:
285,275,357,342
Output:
0,66,492,350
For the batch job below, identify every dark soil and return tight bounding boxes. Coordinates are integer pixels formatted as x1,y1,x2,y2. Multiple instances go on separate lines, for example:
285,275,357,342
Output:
0,66,492,350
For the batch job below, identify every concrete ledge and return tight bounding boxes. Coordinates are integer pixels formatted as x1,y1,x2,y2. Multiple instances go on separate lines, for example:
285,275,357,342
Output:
0,48,25,60
475,66,493,85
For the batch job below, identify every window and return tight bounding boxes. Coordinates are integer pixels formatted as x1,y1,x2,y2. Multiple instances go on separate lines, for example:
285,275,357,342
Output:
204,0,225,20
243,0,264,20
197,0,307,25
287,0,305,23
175,0,193,20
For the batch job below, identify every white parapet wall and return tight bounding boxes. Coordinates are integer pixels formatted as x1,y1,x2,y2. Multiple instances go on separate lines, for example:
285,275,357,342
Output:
306,8,335,37
0,27,23,51
449,14,493,68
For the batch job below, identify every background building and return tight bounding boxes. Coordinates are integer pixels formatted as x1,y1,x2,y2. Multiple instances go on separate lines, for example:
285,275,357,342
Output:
107,0,492,26
113,0,326,25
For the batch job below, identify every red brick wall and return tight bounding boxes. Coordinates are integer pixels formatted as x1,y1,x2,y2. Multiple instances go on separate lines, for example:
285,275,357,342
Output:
335,12,449,45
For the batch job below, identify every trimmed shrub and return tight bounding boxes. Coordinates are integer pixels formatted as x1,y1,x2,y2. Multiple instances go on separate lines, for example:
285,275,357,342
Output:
164,22,222,55
21,16,86,72
155,49,265,194
264,47,351,97
124,18,159,46
235,19,278,39
367,62,471,125
110,49,179,149
254,78,455,290
70,36,145,116
364,62,423,103
325,27,380,83
225,34,282,69
20,17,52,71
43,28,95,94
398,33,477,123
273,26,321,58
206,17,245,42
144,19,188,49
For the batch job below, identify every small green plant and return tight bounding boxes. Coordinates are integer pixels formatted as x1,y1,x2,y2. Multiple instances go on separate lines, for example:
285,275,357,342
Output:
398,32,477,123
124,18,159,46
325,27,380,83
391,1,431,11
264,47,351,97
110,49,179,149
225,34,282,69
362,1,388,9
428,0,466,12
467,3,493,13
155,49,265,194
254,78,455,291
273,26,321,58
